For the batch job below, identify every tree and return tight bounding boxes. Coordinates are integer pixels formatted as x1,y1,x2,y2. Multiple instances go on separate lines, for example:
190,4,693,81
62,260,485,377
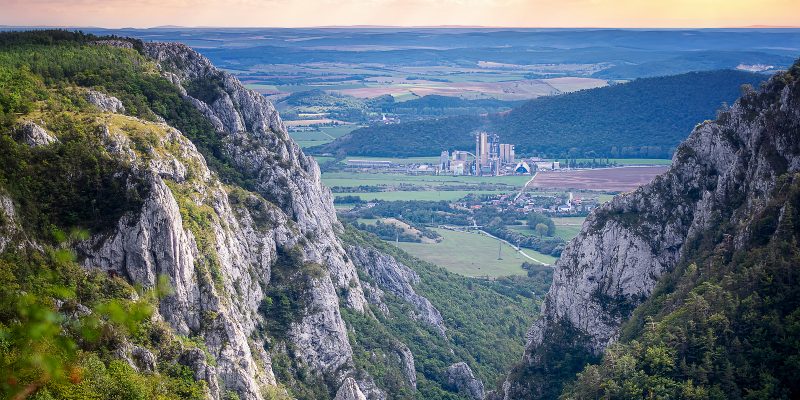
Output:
535,223,549,238
528,213,555,236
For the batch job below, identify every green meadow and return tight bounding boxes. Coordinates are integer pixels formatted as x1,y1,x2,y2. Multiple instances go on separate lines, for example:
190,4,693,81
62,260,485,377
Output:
395,228,555,277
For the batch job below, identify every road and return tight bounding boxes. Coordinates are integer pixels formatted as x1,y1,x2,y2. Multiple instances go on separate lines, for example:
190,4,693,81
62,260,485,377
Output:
513,172,538,202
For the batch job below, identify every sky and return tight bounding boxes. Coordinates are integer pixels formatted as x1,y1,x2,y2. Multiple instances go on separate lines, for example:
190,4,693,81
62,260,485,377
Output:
1,0,799,29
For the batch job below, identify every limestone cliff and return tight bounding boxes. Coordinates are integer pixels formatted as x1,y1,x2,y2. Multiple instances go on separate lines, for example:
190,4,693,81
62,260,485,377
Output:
69,42,373,399
495,64,800,399
347,245,446,336
446,362,485,400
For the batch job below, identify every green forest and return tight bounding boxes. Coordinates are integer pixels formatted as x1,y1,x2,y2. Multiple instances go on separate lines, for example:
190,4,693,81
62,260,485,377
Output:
314,70,765,158
499,60,800,400
339,225,547,399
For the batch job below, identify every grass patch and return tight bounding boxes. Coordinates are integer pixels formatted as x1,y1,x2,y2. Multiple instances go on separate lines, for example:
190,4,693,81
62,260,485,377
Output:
323,171,531,187
294,139,332,148
552,217,586,241
336,190,510,202
394,228,554,277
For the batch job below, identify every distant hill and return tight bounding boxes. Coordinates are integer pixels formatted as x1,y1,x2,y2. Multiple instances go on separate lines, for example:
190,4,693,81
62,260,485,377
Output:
312,70,768,159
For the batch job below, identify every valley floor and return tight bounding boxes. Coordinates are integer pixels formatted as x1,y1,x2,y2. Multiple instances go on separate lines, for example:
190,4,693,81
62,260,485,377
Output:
394,228,557,278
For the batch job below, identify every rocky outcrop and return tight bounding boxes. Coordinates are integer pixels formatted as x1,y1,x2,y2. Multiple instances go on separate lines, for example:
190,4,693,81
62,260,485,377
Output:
81,107,369,397
86,89,126,113
396,344,417,390
77,41,375,399
0,195,20,253
83,118,276,399
18,121,56,147
335,377,367,400
347,245,446,336
446,362,485,400
91,39,134,49
142,42,367,313
495,64,800,399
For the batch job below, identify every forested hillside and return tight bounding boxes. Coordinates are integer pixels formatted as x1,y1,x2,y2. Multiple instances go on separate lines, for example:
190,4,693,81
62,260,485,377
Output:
339,225,543,399
0,30,221,399
0,30,545,400
492,60,800,400
314,70,766,158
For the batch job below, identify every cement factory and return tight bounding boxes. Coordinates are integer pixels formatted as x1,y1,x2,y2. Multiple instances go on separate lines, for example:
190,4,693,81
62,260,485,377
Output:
439,131,559,176
346,131,561,176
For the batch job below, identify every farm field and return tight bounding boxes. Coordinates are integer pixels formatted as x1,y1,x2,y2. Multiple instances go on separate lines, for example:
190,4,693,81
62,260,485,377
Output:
395,228,556,278
334,190,511,202
565,158,673,166
320,125,361,138
338,156,443,165
295,139,331,148
289,125,360,148
530,166,669,192
334,77,607,101
322,171,532,188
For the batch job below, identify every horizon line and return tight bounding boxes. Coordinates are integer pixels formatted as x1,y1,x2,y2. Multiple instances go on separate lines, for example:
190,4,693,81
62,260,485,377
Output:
2,24,800,30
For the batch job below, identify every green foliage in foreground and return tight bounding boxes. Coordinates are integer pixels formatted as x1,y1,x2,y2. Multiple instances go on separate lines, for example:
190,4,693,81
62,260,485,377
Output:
0,242,207,400
340,224,546,398
562,173,800,400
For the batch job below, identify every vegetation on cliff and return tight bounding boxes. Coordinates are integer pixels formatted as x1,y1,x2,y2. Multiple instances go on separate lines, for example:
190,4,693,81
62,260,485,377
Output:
340,225,543,399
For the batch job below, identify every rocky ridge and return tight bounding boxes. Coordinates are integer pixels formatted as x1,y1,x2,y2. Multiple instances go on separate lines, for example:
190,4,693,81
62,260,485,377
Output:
495,63,800,399
347,244,446,336
446,362,485,400
69,41,377,399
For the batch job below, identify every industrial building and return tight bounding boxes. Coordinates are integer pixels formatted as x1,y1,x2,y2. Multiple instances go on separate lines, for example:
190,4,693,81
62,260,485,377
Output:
426,132,522,176
473,131,515,176
499,143,515,164
438,150,450,173
514,161,531,174
533,161,561,170
346,159,393,168
448,150,473,175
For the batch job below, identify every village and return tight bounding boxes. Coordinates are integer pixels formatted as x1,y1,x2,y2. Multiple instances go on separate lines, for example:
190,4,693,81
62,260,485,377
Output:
458,190,600,217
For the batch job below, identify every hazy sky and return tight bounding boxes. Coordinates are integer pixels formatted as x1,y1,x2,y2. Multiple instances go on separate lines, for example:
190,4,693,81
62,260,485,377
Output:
1,0,799,28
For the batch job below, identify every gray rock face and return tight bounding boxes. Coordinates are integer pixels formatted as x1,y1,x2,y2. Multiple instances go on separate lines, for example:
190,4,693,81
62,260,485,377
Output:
18,121,56,147
347,245,446,336
86,89,126,113
74,41,381,400
83,120,275,400
91,39,134,49
142,42,367,313
496,62,800,399
446,362,485,400
0,195,20,253
396,344,417,390
335,377,367,400
131,345,157,373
